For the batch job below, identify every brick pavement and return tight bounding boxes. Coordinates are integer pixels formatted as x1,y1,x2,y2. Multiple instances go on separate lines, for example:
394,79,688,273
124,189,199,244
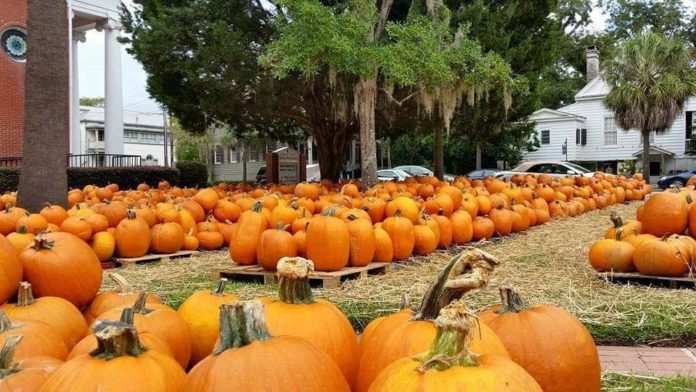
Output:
599,346,696,377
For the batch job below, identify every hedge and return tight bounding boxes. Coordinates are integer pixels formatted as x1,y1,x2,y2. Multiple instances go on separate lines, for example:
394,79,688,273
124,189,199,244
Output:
176,160,208,188
0,166,181,193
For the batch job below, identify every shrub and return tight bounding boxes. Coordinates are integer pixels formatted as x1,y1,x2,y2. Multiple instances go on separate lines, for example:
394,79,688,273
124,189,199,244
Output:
0,166,180,193
176,161,208,188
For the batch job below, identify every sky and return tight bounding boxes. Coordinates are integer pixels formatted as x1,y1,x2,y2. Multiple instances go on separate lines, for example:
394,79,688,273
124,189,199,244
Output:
77,0,693,114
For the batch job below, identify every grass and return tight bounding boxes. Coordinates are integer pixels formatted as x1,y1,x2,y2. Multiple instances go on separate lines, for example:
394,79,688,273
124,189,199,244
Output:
602,373,696,391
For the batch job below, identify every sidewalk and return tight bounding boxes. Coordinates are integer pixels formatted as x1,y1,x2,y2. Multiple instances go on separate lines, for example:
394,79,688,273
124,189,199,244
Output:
599,346,696,377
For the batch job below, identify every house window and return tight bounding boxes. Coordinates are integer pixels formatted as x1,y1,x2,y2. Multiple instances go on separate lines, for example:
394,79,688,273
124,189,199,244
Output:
214,145,224,165
96,130,104,142
125,131,139,143
604,117,617,145
540,130,550,145
229,146,239,163
687,111,694,139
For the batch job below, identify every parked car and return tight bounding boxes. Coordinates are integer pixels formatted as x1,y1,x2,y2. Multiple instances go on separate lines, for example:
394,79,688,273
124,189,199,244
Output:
255,166,266,185
393,165,455,181
496,161,593,180
377,169,412,182
657,169,696,189
466,169,503,180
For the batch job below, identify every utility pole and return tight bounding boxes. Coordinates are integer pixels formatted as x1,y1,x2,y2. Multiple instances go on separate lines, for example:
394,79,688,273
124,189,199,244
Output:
162,107,168,167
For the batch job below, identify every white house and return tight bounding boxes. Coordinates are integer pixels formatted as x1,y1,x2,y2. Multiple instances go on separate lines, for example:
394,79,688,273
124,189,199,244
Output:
526,47,696,179
79,106,171,166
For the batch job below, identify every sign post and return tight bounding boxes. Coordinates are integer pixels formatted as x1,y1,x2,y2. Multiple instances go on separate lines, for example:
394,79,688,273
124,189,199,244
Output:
265,147,306,184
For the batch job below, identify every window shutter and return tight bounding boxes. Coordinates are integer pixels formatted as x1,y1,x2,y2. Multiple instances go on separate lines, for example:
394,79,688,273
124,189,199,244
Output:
576,128,580,145
581,129,587,145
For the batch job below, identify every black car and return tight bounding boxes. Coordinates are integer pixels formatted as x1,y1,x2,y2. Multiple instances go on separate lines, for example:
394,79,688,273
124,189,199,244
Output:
657,169,696,189
255,166,266,185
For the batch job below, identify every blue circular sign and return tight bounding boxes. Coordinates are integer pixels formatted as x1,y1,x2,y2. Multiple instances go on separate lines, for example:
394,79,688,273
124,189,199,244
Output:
2,28,27,62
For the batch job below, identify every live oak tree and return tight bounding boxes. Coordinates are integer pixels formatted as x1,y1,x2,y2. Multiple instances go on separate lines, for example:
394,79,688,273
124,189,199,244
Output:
17,0,70,210
603,31,696,180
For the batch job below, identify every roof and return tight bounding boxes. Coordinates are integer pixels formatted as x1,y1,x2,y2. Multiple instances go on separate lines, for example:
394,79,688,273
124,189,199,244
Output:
528,108,586,122
80,106,164,131
574,76,611,100
631,146,675,157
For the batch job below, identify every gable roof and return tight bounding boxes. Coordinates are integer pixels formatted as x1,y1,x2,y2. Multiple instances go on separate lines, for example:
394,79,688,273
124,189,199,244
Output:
575,76,611,100
528,108,586,122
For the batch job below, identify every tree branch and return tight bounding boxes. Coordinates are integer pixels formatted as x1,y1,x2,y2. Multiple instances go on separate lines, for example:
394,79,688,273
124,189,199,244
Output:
380,87,422,107
373,0,394,41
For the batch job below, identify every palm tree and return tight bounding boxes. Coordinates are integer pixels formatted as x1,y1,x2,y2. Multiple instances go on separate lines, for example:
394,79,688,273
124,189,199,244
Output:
603,31,696,181
16,1,70,210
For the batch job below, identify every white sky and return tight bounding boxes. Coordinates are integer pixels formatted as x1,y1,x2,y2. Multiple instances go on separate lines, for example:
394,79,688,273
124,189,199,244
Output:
77,0,694,114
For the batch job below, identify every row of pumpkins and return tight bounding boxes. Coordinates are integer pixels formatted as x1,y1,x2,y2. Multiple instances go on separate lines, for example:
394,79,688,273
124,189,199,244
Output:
0,172,649,275
589,189,696,276
0,251,600,391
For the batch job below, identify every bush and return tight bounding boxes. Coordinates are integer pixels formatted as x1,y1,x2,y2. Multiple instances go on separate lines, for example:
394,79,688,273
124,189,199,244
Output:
176,160,208,188
0,166,181,193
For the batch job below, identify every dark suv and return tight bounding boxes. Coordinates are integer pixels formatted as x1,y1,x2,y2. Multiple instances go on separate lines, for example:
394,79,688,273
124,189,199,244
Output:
255,166,266,185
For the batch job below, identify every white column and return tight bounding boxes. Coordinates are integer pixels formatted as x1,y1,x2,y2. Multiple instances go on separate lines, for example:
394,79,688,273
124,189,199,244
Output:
307,137,314,165
71,32,85,155
103,17,124,155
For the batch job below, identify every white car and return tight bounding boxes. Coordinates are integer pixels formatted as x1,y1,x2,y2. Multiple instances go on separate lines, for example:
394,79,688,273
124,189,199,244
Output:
393,165,456,181
496,161,594,180
377,169,413,182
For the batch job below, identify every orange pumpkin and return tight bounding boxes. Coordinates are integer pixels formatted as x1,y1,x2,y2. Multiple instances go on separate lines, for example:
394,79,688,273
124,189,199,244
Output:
59,216,93,241
257,225,298,271
0,310,68,361
193,188,220,211
0,234,22,304
0,335,63,391
478,287,600,392
639,191,687,236
346,215,376,267
20,232,102,308
229,202,268,265
150,222,185,254
305,208,350,271
115,210,151,258
588,230,635,272
6,226,34,255
633,235,692,276
90,231,116,262
372,226,393,263
40,203,69,226
83,273,160,326
382,211,415,261
15,214,48,235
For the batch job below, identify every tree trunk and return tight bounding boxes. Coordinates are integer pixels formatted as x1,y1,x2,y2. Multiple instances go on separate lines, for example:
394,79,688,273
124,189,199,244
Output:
433,128,444,179
642,130,651,181
315,132,350,182
17,1,70,211
357,77,378,187
475,142,482,170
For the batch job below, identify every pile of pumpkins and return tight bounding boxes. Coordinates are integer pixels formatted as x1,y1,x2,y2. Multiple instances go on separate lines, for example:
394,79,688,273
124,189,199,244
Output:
0,172,648,274
0,251,601,391
589,188,696,277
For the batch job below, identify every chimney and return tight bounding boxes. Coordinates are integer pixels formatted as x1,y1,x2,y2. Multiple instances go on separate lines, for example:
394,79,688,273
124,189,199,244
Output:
586,46,600,82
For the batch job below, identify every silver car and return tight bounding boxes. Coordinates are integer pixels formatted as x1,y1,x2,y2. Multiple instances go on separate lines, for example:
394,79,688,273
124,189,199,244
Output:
496,161,594,180
393,165,455,181
377,169,413,182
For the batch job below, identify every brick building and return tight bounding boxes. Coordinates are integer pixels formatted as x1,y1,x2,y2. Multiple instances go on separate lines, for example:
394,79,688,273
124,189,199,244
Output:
0,0,27,157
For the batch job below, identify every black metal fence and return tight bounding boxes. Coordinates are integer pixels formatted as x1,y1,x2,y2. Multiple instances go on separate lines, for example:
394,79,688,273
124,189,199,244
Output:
0,154,142,168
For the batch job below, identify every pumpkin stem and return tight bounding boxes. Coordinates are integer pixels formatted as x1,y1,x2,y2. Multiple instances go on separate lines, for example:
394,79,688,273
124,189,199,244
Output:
213,278,228,295
414,248,498,321
31,233,54,251
0,335,22,378
496,286,526,313
251,201,263,213
90,320,146,360
126,209,136,220
213,301,270,355
0,311,12,333
131,292,150,315
16,282,35,307
120,307,135,325
615,228,624,242
16,225,27,235
108,273,133,294
399,293,411,310
276,257,315,304
609,211,623,228
414,300,480,372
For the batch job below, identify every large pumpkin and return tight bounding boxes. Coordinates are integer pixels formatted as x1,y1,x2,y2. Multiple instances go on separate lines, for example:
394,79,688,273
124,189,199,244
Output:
229,202,268,265
369,301,541,392
83,273,160,326
0,234,21,305
98,292,192,368
0,282,87,350
177,279,240,366
356,249,508,392
639,191,688,236
372,226,393,263
381,210,415,261
346,215,376,267
478,287,600,392
20,232,102,308
40,319,186,392
305,208,350,271
115,210,151,258
150,222,185,254
588,230,635,272
183,301,349,392
0,310,68,361
633,235,693,276
0,335,63,391
257,225,297,271
261,258,358,387
193,188,220,211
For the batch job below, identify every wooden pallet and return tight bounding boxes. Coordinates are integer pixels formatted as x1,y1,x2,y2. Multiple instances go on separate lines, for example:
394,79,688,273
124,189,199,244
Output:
213,262,392,288
112,250,200,268
599,271,696,289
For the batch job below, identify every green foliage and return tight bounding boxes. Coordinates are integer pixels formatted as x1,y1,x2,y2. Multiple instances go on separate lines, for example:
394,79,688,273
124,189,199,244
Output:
0,167,181,193
79,97,105,107
600,0,693,42
175,161,208,188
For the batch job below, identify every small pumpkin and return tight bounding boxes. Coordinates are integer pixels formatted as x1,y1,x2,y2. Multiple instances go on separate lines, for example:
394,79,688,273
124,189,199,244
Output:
91,231,116,262
381,210,415,261
59,216,93,241
0,310,68,361
346,214,376,267
305,208,350,271
0,335,63,391
450,209,473,245
633,235,693,277
183,301,349,392
83,273,160,326
0,234,21,304
177,279,239,366
372,226,393,263
257,224,297,271
6,226,34,254
588,229,635,272
604,211,642,239
115,210,151,258
150,222,185,254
